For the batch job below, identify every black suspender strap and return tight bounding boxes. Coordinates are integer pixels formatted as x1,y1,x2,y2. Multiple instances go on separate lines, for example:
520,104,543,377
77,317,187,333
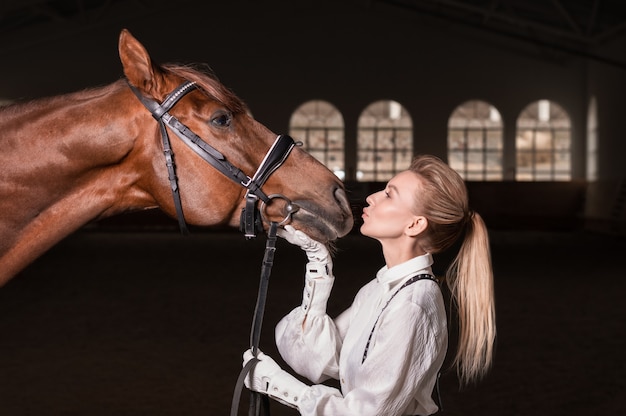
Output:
362,273,444,413
362,273,438,364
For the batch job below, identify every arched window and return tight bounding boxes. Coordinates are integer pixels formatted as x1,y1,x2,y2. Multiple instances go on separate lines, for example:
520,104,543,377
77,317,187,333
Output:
448,100,503,180
289,100,345,180
357,100,412,182
516,100,572,181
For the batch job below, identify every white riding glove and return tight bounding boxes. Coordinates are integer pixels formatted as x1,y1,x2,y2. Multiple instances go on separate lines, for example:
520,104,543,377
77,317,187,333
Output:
243,349,310,409
278,225,334,317
277,225,332,272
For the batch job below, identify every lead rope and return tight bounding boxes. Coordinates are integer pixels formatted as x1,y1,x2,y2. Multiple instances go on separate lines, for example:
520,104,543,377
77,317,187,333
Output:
230,222,278,416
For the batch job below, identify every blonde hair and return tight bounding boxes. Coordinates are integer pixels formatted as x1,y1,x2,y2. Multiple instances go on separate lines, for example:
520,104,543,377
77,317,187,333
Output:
409,155,496,386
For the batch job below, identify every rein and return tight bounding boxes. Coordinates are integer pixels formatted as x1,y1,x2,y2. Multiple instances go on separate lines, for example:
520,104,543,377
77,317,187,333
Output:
129,80,292,415
230,221,279,416
127,80,297,238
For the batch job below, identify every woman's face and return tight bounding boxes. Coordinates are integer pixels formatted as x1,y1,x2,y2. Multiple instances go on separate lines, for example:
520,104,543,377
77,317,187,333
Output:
360,170,423,240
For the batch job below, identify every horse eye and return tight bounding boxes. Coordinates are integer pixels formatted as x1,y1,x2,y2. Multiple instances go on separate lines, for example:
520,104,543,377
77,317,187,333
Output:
210,111,232,128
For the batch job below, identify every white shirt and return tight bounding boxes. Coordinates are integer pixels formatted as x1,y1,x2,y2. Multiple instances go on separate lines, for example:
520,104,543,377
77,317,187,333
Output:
275,253,448,416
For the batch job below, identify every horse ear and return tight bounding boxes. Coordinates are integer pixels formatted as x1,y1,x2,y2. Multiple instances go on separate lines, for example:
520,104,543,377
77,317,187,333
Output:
118,29,158,93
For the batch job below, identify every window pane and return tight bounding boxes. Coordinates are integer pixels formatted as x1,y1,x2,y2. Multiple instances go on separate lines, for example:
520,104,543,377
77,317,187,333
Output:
555,151,570,172
486,152,502,169
535,171,553,181
486,171,503,180
554,131,571,150
308,129,327,149
466,172,484,181
359,130,375,150
449,150,464,171
328,130,343,149
378,132,395,149
486,131,502,149
467,130,483,149
395,150,412,170
517,151,533,170
449,130,465,150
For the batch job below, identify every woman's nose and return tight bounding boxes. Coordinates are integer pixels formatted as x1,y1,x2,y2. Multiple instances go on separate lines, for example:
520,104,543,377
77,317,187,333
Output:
365,191,378,206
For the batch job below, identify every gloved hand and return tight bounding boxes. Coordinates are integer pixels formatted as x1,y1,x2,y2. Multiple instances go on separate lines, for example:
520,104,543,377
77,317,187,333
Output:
243,349,309,409
277,225,331,266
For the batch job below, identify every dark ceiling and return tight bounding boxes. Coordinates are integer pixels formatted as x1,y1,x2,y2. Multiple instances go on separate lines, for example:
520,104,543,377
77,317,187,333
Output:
380,0,626,66
0,0,121,34
1,0,625,67
382,0,626,45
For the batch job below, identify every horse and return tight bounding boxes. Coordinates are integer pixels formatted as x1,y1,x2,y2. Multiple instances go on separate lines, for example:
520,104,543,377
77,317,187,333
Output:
0,29,354,287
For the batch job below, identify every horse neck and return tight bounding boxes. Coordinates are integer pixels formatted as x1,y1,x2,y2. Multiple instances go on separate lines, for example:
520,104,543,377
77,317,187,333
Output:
3,81,135,158
3,81,141,189
0,81,152,285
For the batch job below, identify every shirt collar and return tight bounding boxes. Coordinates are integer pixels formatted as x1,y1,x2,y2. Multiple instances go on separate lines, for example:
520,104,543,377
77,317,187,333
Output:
375,253,434,293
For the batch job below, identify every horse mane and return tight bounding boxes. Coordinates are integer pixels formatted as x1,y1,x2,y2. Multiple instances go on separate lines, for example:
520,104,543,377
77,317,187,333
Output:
0,83,121,124
0,63,248,119
162,63,249,115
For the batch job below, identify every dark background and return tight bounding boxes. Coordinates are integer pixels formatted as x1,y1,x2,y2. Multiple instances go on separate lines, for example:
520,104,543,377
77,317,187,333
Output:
1,1,626,415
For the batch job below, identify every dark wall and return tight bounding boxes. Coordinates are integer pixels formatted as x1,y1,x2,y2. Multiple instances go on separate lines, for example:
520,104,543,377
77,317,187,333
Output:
1,0,624,231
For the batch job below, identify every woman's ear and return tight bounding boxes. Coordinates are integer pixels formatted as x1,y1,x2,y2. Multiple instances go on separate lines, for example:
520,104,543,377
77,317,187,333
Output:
405,216,428,237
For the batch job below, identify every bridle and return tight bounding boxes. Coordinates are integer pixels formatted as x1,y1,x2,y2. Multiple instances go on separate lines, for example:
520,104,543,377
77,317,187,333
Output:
127,79,299,238
129,79,295,415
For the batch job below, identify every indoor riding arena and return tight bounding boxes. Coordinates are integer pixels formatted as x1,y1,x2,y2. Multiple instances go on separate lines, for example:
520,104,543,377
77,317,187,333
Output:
1,1,625,415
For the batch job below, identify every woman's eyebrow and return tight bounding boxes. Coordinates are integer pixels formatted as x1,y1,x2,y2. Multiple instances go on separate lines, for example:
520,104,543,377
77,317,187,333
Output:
387,184,399,194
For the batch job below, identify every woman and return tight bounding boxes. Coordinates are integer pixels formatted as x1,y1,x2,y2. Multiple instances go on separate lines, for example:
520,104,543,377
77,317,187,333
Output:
243,155,496,415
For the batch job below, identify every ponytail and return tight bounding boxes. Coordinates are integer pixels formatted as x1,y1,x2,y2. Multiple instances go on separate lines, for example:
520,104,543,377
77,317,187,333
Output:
446,211,496,385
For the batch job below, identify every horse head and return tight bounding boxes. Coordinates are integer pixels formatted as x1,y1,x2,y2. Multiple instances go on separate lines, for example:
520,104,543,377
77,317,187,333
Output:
118,29,354,242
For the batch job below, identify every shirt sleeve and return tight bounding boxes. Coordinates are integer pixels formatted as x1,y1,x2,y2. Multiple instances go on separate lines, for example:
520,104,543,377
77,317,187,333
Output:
275,262,343,383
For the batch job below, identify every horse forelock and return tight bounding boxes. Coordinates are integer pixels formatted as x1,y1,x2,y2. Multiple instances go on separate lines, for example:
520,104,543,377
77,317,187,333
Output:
163,64,248,114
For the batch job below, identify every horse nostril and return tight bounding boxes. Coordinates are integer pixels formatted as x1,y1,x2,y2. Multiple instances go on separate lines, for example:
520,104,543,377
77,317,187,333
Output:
333,187,350,210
